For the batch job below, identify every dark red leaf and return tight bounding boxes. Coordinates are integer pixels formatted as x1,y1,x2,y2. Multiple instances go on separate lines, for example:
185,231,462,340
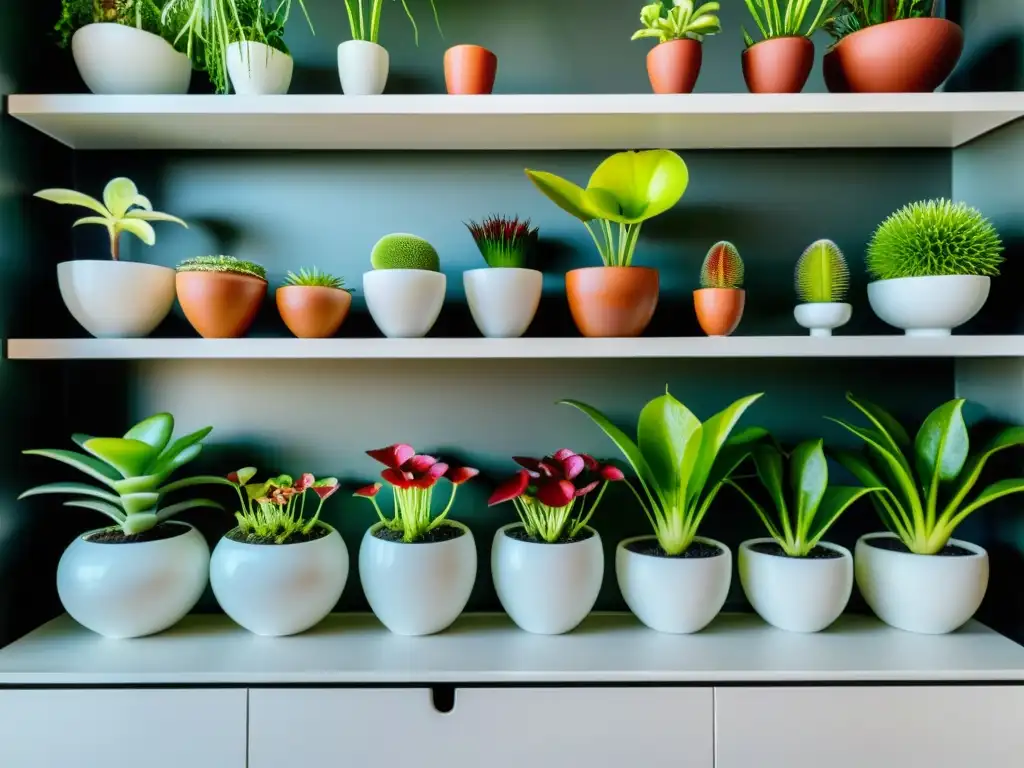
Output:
294,473,315,493
447,466,479,486
537,460,561,478
560,454,585,480
404,454,438,473
488,470,530,506
552,448,576,461
313,478,340,500
600,464,626,481
410,474,440,489
535,478,575,508
381,468,413,489
227,471,239,484
367,444,415,469
513,456,542,471
425,462,450,480
353,482,382,498
579,454,599,471
574,480,600,497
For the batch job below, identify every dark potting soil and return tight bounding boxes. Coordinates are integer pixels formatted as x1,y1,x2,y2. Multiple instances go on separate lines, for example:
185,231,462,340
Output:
86,523,188,544
225,524,331,545
373,523,464,544
749,541,844,559
625,540,724,559
504,526,595,545
867,538,975,557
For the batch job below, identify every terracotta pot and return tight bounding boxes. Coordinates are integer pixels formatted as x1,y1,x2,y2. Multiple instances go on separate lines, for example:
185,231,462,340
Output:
176,271,267,338
565,267,659,338
646,39,702,94
742,36,814,94
823,18,963,93
444,44,497,95
276,285,352,339
694,288,744,337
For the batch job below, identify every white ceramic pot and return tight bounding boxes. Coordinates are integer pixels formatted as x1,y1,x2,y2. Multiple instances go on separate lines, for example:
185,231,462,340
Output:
855,532,989,634
72,23,191,95
227,42,294,95
738,538,852,632
358,521,476,635
793,302,852,337
57,521,209,638
616,535,731,634
867,275,990,336
210,525,348,636
338,40,389,95
464,268,543,338
57,261,176,338
363,269,446,338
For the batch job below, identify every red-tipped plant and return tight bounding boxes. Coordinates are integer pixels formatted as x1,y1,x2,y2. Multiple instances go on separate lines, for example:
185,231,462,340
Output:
225,468,340,544
466,215,539,268
701,241,745,289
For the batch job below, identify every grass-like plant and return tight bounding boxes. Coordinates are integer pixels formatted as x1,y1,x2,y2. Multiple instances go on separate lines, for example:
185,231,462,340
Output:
824,0,941,42
283,267,350,291
230,0,312,55
829,393,1024,555
341,0,440,45
177,255,267,280
866,199,1004,281
466,216,539,269
796,239,849,303
700,241,744,289
224,468,339,544
55,0,167,49
742,0,833,47
632,1,722,44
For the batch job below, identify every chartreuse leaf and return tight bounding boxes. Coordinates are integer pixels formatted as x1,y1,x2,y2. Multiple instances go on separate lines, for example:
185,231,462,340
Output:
158,474,235,495
751,444,789,539
806,485,878,551
728,480,783,543
103,177,145,218
115,219,156,246
637,391,701,508
120,492,160,516
17,483,121,505
22,449,119,488
845,393,912,459
831,449,913,541
33,188,110,217
82,438,156,478
524,170,598,222
585,150,689,224
791,439,828,543
63,500,127,525
150,426,214,474
123,412,174,453
156,498,222,522
114,474,164,495
687,394,763,507
914,399,968,524
939,426,1024,527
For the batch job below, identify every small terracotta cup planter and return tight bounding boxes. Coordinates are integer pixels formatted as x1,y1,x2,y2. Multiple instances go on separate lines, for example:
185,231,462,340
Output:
566,266,659,338
176,256,267,339
694,241,745,337
743,36,814,94
647,39,703,94
444,45,497,95
276,269,353,338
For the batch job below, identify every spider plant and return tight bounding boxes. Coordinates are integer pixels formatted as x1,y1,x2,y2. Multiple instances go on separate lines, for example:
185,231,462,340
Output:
342,0,441,45
743,0,833,47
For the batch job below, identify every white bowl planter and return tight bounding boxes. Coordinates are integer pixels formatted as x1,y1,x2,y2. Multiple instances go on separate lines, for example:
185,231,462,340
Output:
491,523,603,634
227,42,294,95
359,521,476,635
464,268,543,338
855,532,989,634
867,275,990,336
57,521,209,638
210,525,348,636
616,535,731,633
738,538,853,633
363,270,446,338
72,23,191,95
57,261,176,338
338,40,389,95
793,302,852,337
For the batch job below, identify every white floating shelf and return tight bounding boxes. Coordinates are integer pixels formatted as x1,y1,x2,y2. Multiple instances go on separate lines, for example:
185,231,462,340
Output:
8,93,1023,151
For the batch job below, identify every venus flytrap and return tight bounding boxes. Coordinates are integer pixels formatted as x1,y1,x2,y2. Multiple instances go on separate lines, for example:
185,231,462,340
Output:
224,468,340,544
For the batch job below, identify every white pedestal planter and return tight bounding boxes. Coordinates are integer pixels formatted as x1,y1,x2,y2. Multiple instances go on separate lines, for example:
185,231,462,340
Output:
491,523,603,634
867,275,990,336
738,538,852,633
793,302,852,337
616,536,731,634
338,40,389,95
464,268,543,338
855,532,989,634
72,23,191,95
363,270,446,338
227,42,294,95
57,261,176,338
210,526,348,636
358,521,476,635
57,522,209,638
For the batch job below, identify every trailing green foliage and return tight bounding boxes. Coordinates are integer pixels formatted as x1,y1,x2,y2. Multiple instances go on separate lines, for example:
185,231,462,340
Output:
283,267,350,290
225,468,339,544
229,0,313,55
370,234,441,271
632,0,721,44
177,255,267,280
795,239,848,303
342,0,441,44
742,0,833,47
55,0,167,49
824,0,940,43
466,216,539,269
700,241,744,289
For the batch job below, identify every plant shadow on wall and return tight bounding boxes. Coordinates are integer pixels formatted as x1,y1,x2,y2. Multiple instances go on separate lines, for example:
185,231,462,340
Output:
945,32,1024,92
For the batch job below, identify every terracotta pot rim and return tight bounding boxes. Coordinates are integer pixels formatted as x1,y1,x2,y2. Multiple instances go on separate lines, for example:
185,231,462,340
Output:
276,284,351,294
177,270,268,284
744,35,813,50
694,287,745,293
446,43,495,53
830,16,961,50
568,265,659,274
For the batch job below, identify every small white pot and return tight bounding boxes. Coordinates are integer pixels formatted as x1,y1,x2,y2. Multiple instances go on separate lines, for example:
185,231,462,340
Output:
738,538,852,632
363,269,446,338
794,302,852,337
491,523,603,634
616,535,731,634
72,23,191,95
338,40,389,95
57,261,176,338
227,42,294,95
855,532,989,634
57,522,209,638
464,268,543,338
867,275,990,336
358,521,476,635
210,525,348,636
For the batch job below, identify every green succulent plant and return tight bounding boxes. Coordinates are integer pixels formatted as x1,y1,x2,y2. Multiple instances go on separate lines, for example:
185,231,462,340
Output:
370,234,441,271
700,241,744,289
177,255,267,280
632,1,722,44
824,0,938,43
283,267,350,290
742,0,833,47
796,239,849,303
55,0,167,49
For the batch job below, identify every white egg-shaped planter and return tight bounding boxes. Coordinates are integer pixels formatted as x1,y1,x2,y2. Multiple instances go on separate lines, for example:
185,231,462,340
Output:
58,260,176,338
491,523,603,634
793,302,852,337
363,270,446,338
72,23,191,95
359,521,476,635
855,532,989,634
464,268,543,338
57,522,209,638
738,538,853,633
616,535,731,634
867,275,990,336
227,42,294,95
338,40,389,95
210,525,348,636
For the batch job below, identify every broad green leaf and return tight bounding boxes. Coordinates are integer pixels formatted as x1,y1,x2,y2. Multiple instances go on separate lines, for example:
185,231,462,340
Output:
150,426,213,474
640,2,662,27
806,485,878,549
845,393,912,465
82,438,157,478
791,439,828,541
71,434,94,450
158,474,234,495
156,498,222,521
831,448,913,539
914,399,968,492
23,449,120,488
123,512,159,534
103,177,142,218
132,194,153,211
233,467,258,485
115,218,156,246
126,210,188,227
73,216,114,231
693,1,721,17
120,492,160,516
940,426,1024,525
18,482,121,505
524,170,598,222
34,188,110,217
686,393,763,506
631,28,664,40
948,478,1024,528
687,13,721,33
637,392,700,504
752,444,788,521
585,150,689,224
64,499,127,524
114,474,164,495
124,413,174,453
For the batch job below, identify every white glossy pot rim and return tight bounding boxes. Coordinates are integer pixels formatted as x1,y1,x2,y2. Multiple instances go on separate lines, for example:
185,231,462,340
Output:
338,39,387,50
740,537,851,560
868,275,991,287
58,260,174,272
366,519,470,546
858,531,986,560
75,520,195,546
497,522,598,547
219,522,339,548
464,267,542,276
617,534,727,557
363,269,445,278
76,22,173,44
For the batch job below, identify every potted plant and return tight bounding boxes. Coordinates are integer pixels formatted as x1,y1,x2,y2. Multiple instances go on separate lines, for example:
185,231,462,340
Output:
631,0,722,94
36,177,187,338
444,45,498,94
794,239,852,337
865,199,1003,336
210,468,346,636
831,393,1024,634
277,267,353,338
226,0,315,95
525,150,689,337
694,241,745,337
176,256,268,338
18,413,223,638
561,389,764,633
741,0,832,93
488,450,624,634
463,216,541,338
363,234,446,338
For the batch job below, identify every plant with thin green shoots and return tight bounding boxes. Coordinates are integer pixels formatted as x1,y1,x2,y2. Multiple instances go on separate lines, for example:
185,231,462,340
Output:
283,267,350,291
742,0,833,48
701,241,744,289
177,255,267,280
223,468,340,544
230,0,313,55
341,0,441,45
829,393,1024,555
824,0,940,43
796,239,849,303
466,216,539,269
54,0,169,49
632,1,722,44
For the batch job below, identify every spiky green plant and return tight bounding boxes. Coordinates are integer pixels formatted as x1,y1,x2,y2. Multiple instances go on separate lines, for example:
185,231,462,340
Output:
742,0,833,48
177,255,267,280
466,215,539,268
824,0,940,43
632,1,722,44
796,239,849,303
283,267,350,291
866,200,1004,281
701,241,744,289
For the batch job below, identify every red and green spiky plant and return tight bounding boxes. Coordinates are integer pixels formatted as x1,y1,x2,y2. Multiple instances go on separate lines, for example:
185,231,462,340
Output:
466,215,539,268
701,241,745,289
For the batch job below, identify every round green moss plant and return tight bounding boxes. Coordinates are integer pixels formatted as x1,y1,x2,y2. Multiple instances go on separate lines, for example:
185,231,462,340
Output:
370,234,440,271
177,255,267,280
866,200,1004,281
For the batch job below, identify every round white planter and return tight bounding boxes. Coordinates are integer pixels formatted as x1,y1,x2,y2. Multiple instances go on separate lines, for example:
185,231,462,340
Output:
338,40,389,95
867,275,990,336
72,23,191,95
491,523,603,634
738,538,852,633
616,535,731,634
227,42,294,95
210,525,348,636
464,268,543,338
358,521,476,635
855,532,989,634
57,261,176,338
793,302,852,337
57,521,209,638
363,270,446,338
